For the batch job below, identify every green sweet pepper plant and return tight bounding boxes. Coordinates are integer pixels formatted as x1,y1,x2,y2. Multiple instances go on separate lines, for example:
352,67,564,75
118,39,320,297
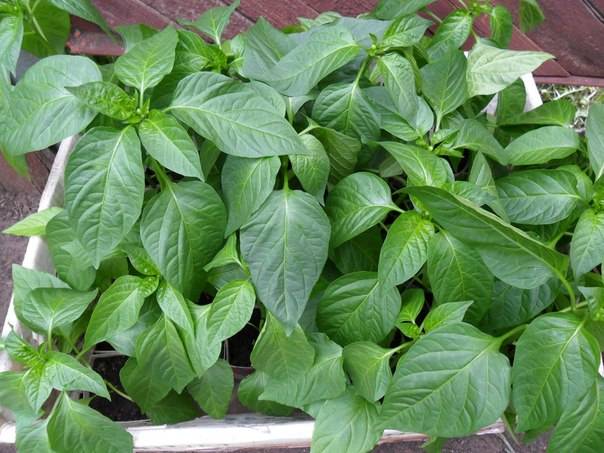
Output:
2,0,604,452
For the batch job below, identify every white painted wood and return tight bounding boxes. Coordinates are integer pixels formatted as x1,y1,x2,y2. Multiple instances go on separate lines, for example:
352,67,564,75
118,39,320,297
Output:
0,78,546,449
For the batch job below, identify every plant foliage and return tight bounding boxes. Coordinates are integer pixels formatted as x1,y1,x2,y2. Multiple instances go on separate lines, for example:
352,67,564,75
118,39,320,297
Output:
3,0,604,452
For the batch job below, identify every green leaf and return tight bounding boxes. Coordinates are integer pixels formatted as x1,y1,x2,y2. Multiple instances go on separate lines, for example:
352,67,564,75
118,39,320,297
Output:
381,323,511,437
84,276,155,350
238,371,294,416
423,301,474,332
48,0,112,35
260,333,347,408
520,0,545,32
46,210,96,290
376,53,419,125
0,12,23,74
3,56,102,155
180,0,239,44
380,14,432,49
312,82,380,142
406,186,568,289
496,169,581,225
187,359,234,419
490,5,513,48
251,314,315,381
65,127,144,267
241,190,330,331
156,281,195,333
378,211,434,288
571,209,604,278
451,119,506,164
169,71,305,157
466,42,552,96
469,152,509,220
222,155,280,235
495,79,526,124
420,50,467,125
67,81,137,121
11,264,69,314
549,377,604,453
326,172,394,247
2,207,62,236
16,287,97,335
503,126,580,165
427,10,473,61
480,279,559,334
586,103,604,179
45,352,109,398
242,24,360,96
380,142,453,187
373,0,435,19
317,272,401,345
343,341,396,402
139,110,203,180
141,180,226,299
0,371,38,421
115,27,178,95
310,125,361,181
331,227,381,274
311,390,382,453
512,313,600,432
291,134,330,202
397,288,425,325
22,2,68,58
203,234,242,272
428,231,493,323
107,303,160,357
117,24,157,52
136,315,196,393
15,418,53,453
498,99,576,127
47,393,133,453
120,357,170,412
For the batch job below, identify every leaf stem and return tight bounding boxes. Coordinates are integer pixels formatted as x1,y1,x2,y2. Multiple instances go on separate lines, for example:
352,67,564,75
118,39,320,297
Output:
555,271,577,312
105,380,134,402
392,341,414,354
149,158,171,190
497,324,527,345
281,157,289,190
560,301,588,313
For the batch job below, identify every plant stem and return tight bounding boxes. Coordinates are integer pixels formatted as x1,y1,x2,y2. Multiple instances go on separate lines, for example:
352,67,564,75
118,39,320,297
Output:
560,301,588,313
392,341,413,354
105,380,133,402
556,272,577,312
497,324,527,345
281,157,290,190
149,158,170,190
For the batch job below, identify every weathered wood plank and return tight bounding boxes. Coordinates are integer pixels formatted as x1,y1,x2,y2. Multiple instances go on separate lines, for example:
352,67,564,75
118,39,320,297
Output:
0,151,54,193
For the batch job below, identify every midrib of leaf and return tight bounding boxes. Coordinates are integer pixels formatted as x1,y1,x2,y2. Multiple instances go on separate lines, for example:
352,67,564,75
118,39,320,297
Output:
443,233,470,298
336,279,380,332
381,218,425,284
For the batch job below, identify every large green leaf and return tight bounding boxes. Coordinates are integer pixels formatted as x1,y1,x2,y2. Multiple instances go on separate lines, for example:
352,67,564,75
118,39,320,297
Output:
136,315,196,394
11,265,69,313
48,0,112,35
261,333,347,408
3,56,102,155
156,281,195,334
47,393,133,453
45,352,109,398
65,127,144,267
251,314,315,381
115,27,178,95
490,5,513,48
169,71,305,157
423,301,474,333
310,391,382,453
480,279,559,334
141,180,226,299
3,207,62,237
241,190,330,331
451,119,506,164
512,313,601,432
420,50,467,126
376,53,419,125
180,0,239,44
406,186,568,289
373,0,435,18
241,24,360,96
498,99,576,127
120,357,170,413
312,82,380,142
427,10,473,61
381,323,511,437
570,209,604,278
238,371,294,416
326,172,395,247
317,272,401,345
496,169,581,225
187,359,234,419
15,287,97,335
343,341,396,402
378,211,434,288
310,126,361,181
502,126,580,165
0,12,23,74
380,142,453,187
139,110,203,179
466,42,552,96
380,14,431,49
84,275,157,351
291,134,330,202
331,227,381,274
68,81,137,121
586,103,604,179
46,210,96,290
222,155,280,235
427,232,493,322
0,371,38,421
549,377,604,453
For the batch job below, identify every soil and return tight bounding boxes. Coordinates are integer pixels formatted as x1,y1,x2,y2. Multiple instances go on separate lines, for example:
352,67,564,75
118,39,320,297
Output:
0,187,550,453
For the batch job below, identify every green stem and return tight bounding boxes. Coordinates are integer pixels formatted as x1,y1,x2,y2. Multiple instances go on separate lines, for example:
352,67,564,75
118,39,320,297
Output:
497,324,527,345
392,341,413,354
298,123,318,136
555,271,577,312
149,159,170,190
560,301,588,313
46,324,53,352
281,157,289,190
425,10,443,24
105,380,134,402
354,58,369,86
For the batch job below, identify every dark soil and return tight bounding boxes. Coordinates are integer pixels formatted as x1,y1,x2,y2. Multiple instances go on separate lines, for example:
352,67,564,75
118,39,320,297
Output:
227,308,261,366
